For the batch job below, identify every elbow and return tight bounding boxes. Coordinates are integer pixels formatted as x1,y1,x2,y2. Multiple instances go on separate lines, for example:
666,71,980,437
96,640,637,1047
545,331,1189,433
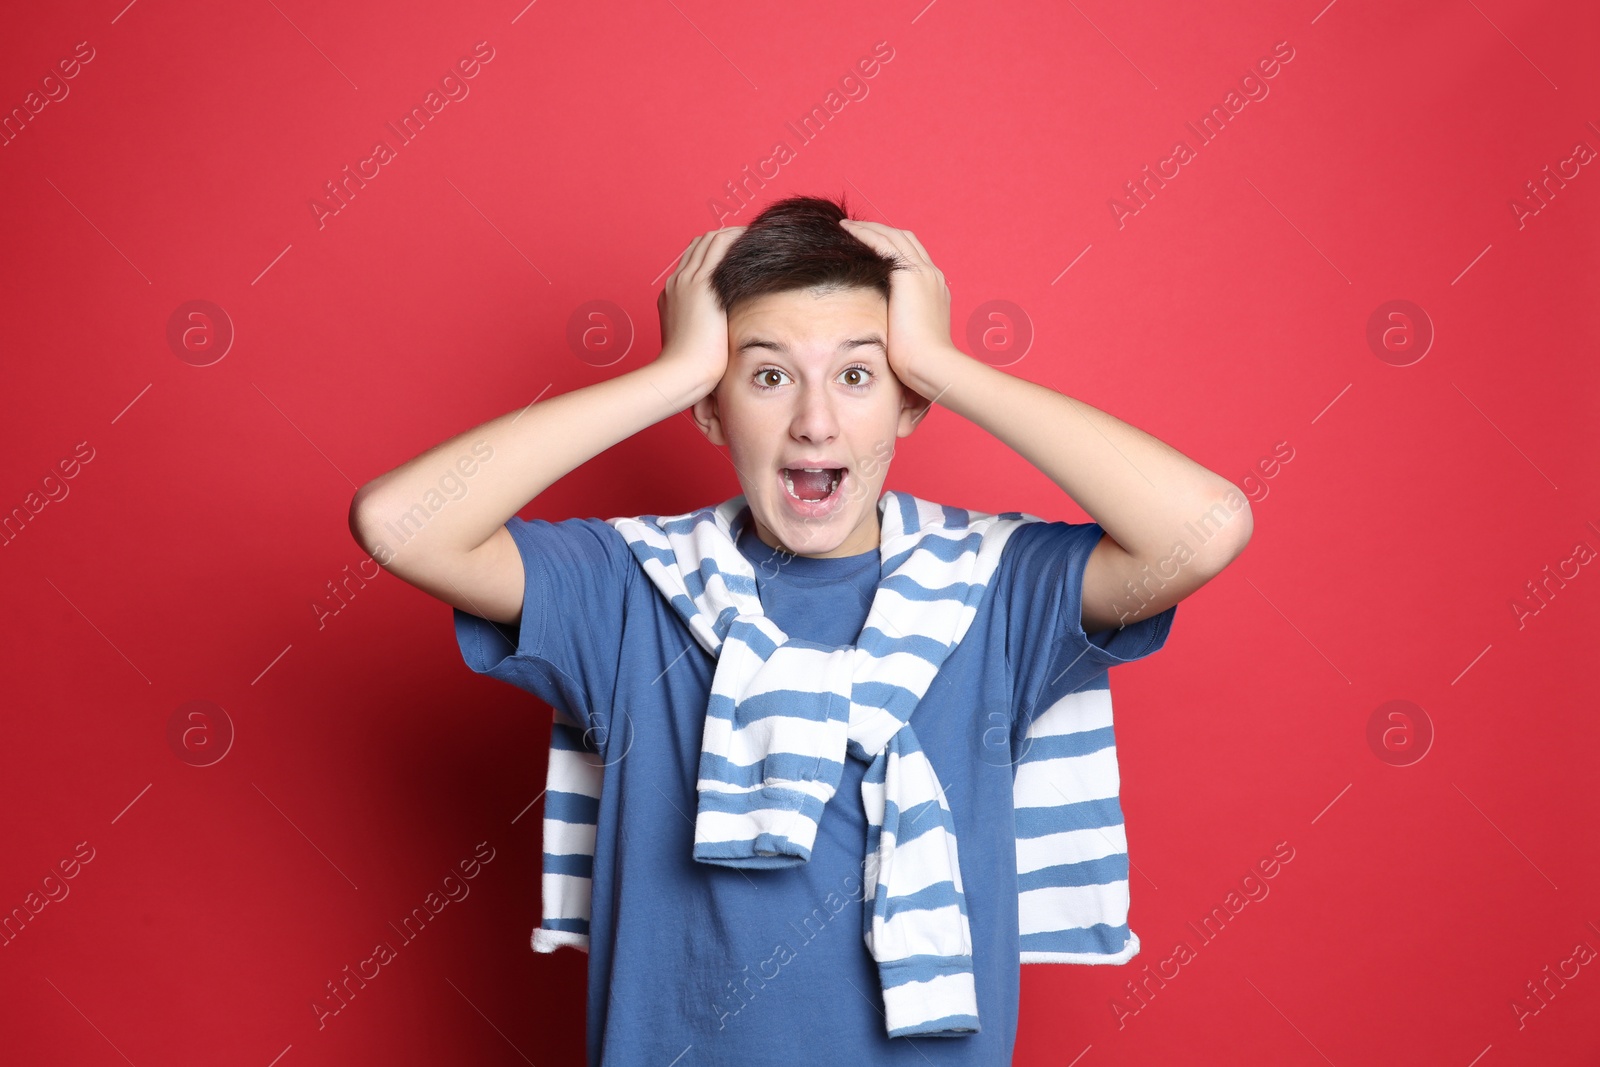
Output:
347,482,390,563
1225,497,1253,559
1193,492,1253,577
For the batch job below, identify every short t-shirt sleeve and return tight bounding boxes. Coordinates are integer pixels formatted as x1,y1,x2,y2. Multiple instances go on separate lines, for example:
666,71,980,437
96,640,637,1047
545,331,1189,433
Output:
1001,519,1177,728
452,516,632,740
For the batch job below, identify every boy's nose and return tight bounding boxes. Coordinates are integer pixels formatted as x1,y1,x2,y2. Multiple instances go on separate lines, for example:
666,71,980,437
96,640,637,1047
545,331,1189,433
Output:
789,383,840,444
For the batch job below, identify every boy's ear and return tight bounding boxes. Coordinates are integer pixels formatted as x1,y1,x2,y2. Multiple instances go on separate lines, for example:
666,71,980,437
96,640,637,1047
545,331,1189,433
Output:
895,381,932,439
691,388,729,446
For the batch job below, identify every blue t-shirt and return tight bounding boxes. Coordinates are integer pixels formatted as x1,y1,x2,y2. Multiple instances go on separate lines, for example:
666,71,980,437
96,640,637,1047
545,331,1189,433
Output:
454,509,1175,1066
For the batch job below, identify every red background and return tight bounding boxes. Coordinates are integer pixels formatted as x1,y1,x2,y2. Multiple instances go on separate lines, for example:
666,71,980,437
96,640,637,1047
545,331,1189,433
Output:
4,0,1598,1063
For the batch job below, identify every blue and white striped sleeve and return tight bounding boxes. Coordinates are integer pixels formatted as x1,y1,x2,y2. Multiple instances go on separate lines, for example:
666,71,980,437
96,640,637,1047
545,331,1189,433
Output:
452,515,632,742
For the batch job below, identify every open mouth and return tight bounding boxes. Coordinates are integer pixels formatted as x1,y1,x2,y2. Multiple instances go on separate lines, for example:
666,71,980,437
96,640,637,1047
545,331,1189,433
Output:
780,467,846,504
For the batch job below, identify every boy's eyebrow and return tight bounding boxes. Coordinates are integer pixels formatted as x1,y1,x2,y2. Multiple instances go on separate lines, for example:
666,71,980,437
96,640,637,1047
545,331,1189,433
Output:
735,336,887,357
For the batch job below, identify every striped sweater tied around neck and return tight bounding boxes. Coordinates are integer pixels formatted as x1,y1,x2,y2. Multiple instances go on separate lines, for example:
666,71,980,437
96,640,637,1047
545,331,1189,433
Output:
532,490,1145,1039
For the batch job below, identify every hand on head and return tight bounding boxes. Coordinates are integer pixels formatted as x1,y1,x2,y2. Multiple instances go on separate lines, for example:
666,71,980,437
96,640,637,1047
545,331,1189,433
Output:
836,219,954,396
654,226,747,402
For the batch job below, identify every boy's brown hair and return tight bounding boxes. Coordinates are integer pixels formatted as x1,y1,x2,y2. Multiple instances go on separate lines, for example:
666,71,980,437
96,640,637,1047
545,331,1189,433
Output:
709,194,903,319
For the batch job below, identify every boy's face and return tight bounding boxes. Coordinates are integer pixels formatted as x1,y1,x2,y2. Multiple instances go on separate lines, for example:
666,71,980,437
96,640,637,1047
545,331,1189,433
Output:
691,284,925,559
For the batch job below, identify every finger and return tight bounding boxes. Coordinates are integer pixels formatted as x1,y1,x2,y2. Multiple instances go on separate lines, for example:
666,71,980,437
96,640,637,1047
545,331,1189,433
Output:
888,228,932,269
899,229,934,265
669,234,706,283
839,218,895,252
696,226,747,277
841,219,923,268
841,221,908,268
683,225,742,281
679,232,714,279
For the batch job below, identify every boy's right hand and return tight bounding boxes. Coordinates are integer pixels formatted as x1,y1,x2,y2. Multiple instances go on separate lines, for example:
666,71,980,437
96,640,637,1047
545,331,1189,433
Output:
652,226,746,400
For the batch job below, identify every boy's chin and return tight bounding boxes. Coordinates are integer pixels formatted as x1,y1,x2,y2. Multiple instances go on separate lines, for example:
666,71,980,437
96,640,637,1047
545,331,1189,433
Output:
750,498,852,555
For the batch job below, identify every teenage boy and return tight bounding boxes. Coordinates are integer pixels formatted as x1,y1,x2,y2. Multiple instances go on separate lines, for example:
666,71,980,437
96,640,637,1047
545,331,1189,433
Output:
349,196,1250,1065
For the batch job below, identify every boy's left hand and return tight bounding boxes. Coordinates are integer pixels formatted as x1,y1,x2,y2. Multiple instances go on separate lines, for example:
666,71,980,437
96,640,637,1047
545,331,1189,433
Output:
839,218,962,398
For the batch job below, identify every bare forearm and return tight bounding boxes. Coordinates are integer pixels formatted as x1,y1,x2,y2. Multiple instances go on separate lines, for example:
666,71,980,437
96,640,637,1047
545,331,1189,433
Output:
350,362,708,566
904,347,1243,565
